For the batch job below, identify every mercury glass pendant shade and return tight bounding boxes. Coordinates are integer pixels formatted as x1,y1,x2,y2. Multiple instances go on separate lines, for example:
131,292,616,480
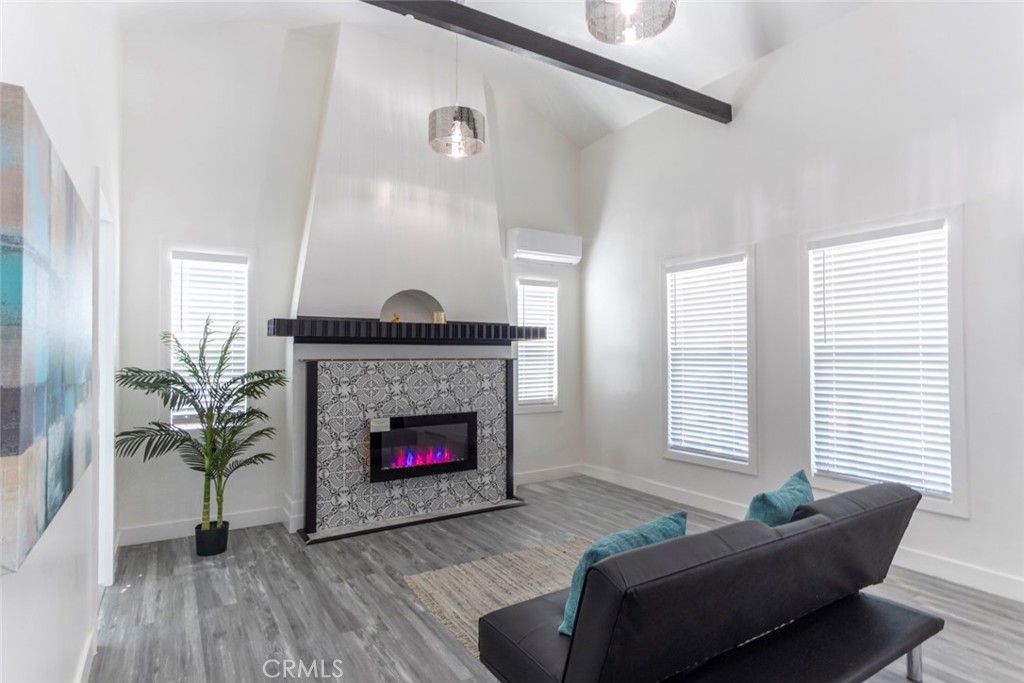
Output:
428,105,485,158
429,31,485,159
586,0,677,44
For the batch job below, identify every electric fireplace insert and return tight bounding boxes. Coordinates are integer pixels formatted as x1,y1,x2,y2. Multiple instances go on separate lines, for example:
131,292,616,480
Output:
369,412,478,482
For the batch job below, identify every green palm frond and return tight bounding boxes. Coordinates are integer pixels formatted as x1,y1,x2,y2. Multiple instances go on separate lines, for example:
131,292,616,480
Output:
213,323,242,382
177,448,207,474
115,367,176,394
115,422,199,462
162,332,202,385
195,318,212,382
115,367,205,415
222,370,288,412
219,407,270,431
213,427,276,465
222,452,275,481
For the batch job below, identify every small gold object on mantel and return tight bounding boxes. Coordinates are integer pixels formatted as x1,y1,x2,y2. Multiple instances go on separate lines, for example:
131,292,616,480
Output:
392,313,401,323
433,311,447,324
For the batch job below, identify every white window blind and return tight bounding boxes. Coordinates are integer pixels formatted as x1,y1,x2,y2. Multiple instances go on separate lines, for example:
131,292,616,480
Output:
517,280,558,405
810,222,952,498
666,256,750,462
170,251,248,423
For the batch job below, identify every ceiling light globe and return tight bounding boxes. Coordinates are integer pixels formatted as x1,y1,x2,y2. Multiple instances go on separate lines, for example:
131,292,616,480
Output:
428,106,485,158
586,0,677,45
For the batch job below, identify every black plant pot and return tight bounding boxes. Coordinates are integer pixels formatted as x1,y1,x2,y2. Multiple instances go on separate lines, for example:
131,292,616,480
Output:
195,521,230,556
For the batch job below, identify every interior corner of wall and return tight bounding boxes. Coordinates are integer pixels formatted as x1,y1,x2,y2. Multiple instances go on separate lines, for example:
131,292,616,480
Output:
290,24,341,318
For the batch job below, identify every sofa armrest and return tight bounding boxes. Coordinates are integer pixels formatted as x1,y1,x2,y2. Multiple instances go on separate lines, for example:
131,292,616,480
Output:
561,568,625,683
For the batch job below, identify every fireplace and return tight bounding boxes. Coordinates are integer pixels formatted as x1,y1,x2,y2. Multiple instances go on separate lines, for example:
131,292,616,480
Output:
369,412,478,482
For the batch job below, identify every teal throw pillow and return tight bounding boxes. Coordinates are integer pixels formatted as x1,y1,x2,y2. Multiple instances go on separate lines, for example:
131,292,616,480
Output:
745,470,814,527
559,511,688,636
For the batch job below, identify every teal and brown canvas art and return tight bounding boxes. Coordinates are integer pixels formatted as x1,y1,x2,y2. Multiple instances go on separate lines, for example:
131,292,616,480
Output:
1,83,93,572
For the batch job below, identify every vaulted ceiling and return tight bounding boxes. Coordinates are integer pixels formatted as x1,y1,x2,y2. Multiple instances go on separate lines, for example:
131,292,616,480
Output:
118,1,863,146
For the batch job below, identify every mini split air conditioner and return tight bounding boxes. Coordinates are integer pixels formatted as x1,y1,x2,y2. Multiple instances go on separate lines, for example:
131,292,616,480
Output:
506,228,582,265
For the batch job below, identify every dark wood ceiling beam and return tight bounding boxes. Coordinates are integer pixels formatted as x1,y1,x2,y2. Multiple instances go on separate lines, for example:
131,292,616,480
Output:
360,0,732,124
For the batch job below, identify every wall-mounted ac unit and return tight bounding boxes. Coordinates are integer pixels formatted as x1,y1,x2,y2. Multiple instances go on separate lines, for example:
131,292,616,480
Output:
506,228,582,265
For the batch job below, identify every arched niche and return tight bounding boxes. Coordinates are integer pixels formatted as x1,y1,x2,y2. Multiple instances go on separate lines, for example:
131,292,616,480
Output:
379,290,445,323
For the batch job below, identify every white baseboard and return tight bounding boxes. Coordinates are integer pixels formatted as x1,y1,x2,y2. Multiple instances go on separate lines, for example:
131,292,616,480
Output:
515,463,583,484
118,506,286,546
894,545,1024,602
580,464,748,520
282,493,304,533
580,464,1024,603
75,628,96,683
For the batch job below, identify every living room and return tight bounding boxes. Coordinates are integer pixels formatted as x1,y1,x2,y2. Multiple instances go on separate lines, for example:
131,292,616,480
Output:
1,1,1021,682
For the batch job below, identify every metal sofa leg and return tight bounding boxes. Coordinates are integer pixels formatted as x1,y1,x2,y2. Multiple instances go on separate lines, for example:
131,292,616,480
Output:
906,646,923,682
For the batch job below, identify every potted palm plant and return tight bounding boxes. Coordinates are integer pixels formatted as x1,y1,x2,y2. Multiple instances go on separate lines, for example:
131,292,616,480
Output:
115,320,287,556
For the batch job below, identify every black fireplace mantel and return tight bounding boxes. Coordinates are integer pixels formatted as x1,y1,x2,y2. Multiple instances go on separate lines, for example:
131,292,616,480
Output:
267,316,546,346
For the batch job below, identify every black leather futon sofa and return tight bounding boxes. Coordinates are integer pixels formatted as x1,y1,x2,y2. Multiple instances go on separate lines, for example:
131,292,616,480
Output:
479,483,944,683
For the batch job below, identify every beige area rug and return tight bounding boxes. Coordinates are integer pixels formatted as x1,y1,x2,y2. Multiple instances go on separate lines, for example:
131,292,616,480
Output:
404,538,591,657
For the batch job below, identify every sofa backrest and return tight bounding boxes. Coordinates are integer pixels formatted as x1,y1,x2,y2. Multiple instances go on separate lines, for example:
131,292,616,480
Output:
561,483,920,683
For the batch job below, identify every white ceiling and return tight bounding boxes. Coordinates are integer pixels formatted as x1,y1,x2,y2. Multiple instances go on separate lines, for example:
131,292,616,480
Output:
118,0,863,146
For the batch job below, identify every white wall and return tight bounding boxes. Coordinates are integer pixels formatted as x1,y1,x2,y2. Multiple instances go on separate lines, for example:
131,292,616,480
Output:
580,2,1024,600
117,21,333,544
487,89,584,481
0,2,120,681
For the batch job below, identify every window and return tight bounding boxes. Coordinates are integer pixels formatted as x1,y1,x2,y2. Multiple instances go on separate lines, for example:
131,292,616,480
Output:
517,280,558,406
170,251,248,424
666,255,751,466
809,221,952,498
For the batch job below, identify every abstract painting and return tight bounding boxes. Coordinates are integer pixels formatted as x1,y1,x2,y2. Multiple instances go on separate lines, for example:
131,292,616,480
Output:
1,83,93,572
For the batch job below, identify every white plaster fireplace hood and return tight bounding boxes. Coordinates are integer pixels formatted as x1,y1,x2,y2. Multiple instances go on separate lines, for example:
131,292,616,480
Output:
293,24,509,325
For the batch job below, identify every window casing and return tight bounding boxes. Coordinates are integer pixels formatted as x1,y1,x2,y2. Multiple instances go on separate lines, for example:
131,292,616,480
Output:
169,251,248,424
809,221,954,499
517,280,558,406
665,254,753,469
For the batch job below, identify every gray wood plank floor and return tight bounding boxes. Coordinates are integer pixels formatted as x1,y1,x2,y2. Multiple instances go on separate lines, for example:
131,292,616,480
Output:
90,476,1024,683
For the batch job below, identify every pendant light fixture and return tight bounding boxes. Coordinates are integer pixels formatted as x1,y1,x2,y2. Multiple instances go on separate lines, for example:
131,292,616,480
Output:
429,34,485,158
586,0,677,45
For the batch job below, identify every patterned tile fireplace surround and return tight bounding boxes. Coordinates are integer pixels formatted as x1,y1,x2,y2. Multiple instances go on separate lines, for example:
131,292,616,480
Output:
304,358,516,541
